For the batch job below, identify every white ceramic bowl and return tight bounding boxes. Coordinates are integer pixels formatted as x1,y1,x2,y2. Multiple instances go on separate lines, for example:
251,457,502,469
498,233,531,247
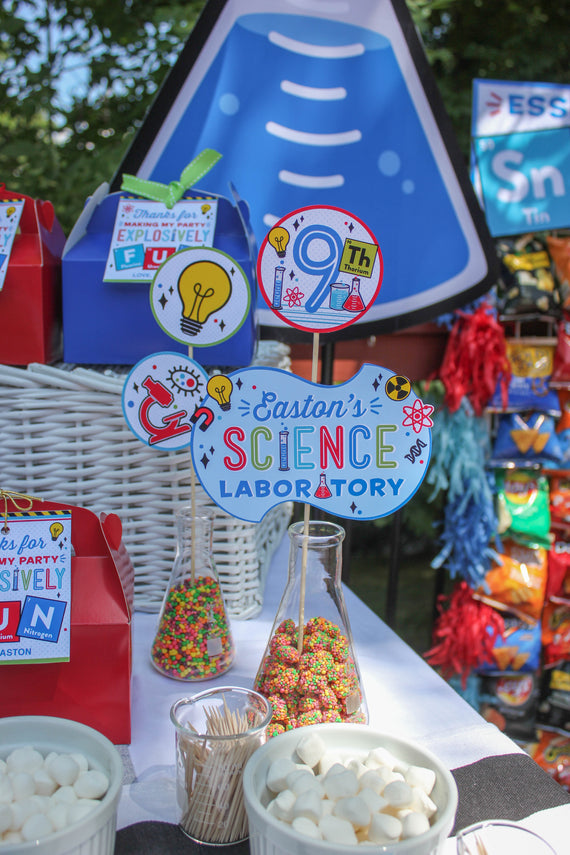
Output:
243,723,458,855
0,715,123,855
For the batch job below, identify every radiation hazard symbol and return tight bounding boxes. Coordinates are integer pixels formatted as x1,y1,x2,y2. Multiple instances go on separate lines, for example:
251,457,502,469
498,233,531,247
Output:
385,375,411,401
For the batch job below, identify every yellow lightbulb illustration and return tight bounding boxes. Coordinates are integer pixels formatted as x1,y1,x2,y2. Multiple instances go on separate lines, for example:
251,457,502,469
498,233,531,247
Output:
177,260,232,337
6,206,15,217
268,226,290,258
201,204,211,214
50,521,64,542
207,374,233,411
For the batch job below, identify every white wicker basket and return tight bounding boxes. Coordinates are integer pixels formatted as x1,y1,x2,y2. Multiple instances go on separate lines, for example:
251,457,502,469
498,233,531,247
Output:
0,342,292,618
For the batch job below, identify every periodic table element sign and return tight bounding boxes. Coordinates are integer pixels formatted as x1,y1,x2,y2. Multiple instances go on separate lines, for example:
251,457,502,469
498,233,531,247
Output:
112,0,497,337
257,205,382,333
190,363,433,523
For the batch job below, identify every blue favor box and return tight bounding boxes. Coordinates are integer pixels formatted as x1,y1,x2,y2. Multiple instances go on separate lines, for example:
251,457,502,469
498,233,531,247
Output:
62,185,258,366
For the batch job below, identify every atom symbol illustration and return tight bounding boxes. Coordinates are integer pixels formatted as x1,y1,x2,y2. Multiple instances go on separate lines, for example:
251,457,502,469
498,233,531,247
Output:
283,286,304,308
402,399,434,434
168,366,204,398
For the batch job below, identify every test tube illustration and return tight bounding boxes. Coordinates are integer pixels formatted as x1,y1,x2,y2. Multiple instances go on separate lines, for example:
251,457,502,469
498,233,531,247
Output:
272,266,285,309
278,430,290,471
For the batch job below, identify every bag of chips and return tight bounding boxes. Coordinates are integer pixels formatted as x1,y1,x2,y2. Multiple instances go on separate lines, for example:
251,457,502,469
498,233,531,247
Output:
496,234,562,318
529,729,570,790
479,672,540,741
495,470,551,543
547,234,570,309
537,660,570,736
476,535,549,623
489,412,563,468
542,601,570,667
487,339,561,415
477,613,542,674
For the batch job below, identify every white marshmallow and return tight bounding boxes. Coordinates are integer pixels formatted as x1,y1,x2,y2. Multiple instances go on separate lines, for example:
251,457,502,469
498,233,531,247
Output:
0,760,6,775
73,770,109,800
405,764,436,795
364,747,399,770
358,786,388,814
70,753,89,773
323,768,358,800
2,830,23,844
333,795,371,830
33,768,57,797
292,816,322,839
9,771,35,801
295,732,326,769
358,769,384,795
21,812,53,841
401,811,431,838
0,775,13,805
270,789,296,822
319,814,358,845
346,758,368,779
318,754,345,776
50,785,78,805
47,755,80,788
292,789,323,824
411,786,437,818
0,804,11,834
46,803,68,832
383,779,414,808
287,770,324,799
6,747,43,775
368,812,402,844
266,758,298,793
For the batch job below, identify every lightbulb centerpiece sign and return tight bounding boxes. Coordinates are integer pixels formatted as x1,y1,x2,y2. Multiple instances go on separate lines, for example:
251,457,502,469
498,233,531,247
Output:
257,205,383,334
122,352,210,450
190,364,433,522
150,246,251,346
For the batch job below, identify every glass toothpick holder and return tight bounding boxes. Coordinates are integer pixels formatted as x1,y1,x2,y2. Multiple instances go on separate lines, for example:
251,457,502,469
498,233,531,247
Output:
255,519,368,734
151,508,235,681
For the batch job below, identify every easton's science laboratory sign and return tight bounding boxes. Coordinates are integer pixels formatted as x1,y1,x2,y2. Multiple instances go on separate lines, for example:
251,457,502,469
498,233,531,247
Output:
190,364,433,522
472,79,570,236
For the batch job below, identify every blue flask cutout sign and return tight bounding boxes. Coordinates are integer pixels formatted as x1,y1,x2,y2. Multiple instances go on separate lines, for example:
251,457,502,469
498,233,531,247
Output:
114,0,496,335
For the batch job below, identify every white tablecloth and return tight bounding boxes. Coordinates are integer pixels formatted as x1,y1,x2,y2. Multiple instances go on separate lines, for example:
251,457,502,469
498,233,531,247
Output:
117,535,570,853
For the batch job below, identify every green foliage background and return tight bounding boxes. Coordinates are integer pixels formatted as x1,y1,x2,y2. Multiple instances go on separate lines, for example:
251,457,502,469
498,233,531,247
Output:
1,0,569,235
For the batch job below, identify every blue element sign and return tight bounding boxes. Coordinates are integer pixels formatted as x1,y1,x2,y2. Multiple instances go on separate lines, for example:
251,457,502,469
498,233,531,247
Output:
114,0,497,334
190,364,433,522
18,596,67,644
473,128,570,237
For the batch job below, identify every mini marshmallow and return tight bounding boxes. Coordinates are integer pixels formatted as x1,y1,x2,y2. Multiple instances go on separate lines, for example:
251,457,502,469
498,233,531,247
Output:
319,814,358,845
0,760,6,775
0,775,13,805
292,789,323,824
9,771,35,801
270,789,296,822
323,768,358,801
368,812,402,844
6,747,43,775
266,758,298,793
364,746,399,770
411,786,437,818
2,830,23,844
21,812,53,841
383,779,414,809
333,795,371,830
401,811,431,838
46,803,68,832
358,787,388,814
318,754,346,776
287,770,324,799
73,770,109,800
33,768,57,797
0,804,11,834
70,753,89,773
405,764,436,795
295,732,326,769
51,785,78,806
346,759,368,779
292,816,322,839
47,755,81,788
358,769,384,795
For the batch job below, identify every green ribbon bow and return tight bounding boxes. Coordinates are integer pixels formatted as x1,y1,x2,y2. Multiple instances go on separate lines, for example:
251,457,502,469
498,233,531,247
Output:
120,149,222,208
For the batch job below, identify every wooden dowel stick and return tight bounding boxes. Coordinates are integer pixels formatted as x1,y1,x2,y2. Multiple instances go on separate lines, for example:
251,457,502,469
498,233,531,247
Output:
297,333,320,655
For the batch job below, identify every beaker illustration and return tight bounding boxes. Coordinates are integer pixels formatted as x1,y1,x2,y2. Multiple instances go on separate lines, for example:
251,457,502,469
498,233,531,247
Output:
330,282,350,310
314,473,332,499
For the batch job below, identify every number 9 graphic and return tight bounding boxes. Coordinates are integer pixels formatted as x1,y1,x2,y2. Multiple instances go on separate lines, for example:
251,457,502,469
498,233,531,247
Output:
257,205,383,334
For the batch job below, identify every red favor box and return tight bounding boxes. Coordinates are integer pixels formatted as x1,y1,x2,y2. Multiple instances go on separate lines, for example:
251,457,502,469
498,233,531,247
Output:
0,186,66,365
0,498,134,744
